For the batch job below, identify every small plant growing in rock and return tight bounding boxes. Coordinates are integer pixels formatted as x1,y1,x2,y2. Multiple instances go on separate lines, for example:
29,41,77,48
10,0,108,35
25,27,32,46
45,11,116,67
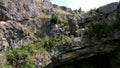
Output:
50,12,68,25
5,49,29,67
0,29,2,33
5,45,36,68
50,12,60,24
40,35,73,50
40,36,55,51
60,35,72,46
35,30,42,37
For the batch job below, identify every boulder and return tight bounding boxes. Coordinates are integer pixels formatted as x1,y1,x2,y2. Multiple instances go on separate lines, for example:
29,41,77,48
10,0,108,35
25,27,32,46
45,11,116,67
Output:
42,0,53,8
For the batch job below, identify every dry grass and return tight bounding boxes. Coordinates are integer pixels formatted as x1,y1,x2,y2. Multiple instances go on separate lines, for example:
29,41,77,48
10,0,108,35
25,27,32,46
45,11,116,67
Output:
32,50,50,67
35,0,43,4
54,8,71,15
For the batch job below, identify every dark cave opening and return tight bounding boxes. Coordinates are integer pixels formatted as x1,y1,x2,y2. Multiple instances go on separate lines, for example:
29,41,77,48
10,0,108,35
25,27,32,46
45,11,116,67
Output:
55,48,120,68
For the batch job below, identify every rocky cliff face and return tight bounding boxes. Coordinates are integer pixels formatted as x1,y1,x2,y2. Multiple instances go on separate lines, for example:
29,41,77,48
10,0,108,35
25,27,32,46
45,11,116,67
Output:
0,0,43,21
45,2,120,68
0,0,120,68
0,0,52,50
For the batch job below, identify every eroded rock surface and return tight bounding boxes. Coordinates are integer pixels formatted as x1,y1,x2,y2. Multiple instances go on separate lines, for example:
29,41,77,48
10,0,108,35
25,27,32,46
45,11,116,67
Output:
45,2,120,68
0,0,120,68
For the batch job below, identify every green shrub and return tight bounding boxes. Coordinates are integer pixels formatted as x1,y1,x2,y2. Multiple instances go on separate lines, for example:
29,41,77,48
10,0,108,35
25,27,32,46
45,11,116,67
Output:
5,48,31,67
35,30,41,37
40,36,58,51
60,17,68,25
25,57,35,68
88,21,105,37
43,36,52,49
59,35,72,46
39,35,72,50
50,12,68,25
0,29,2,33
88,19,120,38
4,41,39,68
50,12,60,24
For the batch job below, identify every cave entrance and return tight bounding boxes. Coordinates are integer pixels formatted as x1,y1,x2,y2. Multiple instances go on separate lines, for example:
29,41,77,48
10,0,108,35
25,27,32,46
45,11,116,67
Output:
55,49,120,68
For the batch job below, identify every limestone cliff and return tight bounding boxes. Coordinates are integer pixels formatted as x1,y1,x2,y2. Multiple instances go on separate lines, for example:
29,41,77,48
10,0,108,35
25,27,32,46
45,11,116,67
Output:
0,0,120,68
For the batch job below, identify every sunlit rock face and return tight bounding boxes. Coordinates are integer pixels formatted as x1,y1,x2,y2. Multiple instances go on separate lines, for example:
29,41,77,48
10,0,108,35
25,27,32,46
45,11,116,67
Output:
42,0,53,8
0,0,42,50
0,0,54,50
45,2,120,68
0,0,42,21
98,2,119,14
0,0,120,68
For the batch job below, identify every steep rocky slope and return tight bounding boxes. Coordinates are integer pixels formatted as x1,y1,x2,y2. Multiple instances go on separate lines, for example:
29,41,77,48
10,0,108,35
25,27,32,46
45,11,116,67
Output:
45,2,120,68
0,0,120,68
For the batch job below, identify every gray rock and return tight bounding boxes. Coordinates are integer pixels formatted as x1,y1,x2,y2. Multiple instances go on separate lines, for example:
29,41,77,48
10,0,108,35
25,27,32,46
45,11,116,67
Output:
0,0,120,68
98,2,119,14
0,0,41,21
60,6,72,13
0,21,34,50
53,4,59,8
67,15,79,36
45,30,120,68
42,0,53,8
44,2,120,68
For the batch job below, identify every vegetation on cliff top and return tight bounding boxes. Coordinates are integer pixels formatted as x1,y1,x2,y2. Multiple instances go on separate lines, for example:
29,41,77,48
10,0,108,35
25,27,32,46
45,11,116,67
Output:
88,12,120,38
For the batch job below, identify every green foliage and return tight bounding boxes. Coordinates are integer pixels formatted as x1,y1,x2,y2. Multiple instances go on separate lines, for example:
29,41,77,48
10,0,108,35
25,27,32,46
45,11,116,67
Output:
60,17,68,25
55,35,72,46
39,35,72,50
90,8,98,13
25,57,35,68
4,35,73,67
50,12,60,24
0,29,2,33
35,30,41,37
72,8,84,14
89,21,105,37
5,49,28,63
40,36,55,50
114,12,120,28
50,12,68,25
4,64,12,68
5,45,36,68
56,35,72,46
88,17,120,38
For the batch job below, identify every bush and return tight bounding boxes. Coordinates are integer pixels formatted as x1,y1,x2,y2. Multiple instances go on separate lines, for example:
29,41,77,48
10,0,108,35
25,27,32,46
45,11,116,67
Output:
41,36,55,50
50,12,68,25
35,30,41,37
88,21,105,37
39,35,72,50
25,57,35,68
50,12,60,24
0,29,2,33
5,47,36,68
59,35,72,46
5,49,29,67
88,19,120,38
